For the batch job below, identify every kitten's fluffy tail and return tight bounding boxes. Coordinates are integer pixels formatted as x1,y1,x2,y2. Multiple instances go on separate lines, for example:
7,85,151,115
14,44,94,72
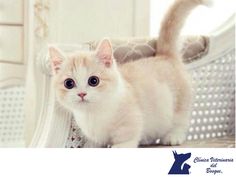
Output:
156,0,211,57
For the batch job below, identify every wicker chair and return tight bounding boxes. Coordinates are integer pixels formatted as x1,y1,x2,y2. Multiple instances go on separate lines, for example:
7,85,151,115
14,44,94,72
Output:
0,15,234,148
26,15,234,148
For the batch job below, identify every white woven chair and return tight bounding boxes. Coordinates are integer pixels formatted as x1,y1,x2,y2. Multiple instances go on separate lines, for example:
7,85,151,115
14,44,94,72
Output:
25,15,234,148
0,86,25,147
1,15,233,148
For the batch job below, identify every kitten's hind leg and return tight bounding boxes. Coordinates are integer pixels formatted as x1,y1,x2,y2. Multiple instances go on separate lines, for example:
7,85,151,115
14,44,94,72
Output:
161,80,192,146
160,121,189,146
160,110,190,145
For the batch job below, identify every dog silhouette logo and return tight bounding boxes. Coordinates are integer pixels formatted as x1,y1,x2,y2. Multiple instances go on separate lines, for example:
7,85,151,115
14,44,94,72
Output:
168,151,191,175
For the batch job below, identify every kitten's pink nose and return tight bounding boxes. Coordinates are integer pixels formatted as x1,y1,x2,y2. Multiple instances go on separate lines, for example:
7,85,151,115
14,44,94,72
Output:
78,92,87,99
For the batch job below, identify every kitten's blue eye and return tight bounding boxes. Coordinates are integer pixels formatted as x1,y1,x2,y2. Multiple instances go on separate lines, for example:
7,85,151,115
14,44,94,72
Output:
64,78,75,89
88,76,99,87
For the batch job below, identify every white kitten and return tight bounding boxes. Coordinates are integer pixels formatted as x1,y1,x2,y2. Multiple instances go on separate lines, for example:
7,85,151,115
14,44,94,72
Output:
49,0,208,147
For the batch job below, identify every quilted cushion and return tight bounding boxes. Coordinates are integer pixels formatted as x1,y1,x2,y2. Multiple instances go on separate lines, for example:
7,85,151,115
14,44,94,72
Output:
88,35,209,64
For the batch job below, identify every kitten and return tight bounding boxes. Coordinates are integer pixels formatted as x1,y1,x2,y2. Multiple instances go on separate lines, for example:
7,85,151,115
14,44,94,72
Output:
49,0,209,147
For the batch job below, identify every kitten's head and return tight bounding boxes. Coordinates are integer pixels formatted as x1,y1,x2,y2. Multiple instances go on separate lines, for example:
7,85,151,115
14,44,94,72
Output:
49,39,122,111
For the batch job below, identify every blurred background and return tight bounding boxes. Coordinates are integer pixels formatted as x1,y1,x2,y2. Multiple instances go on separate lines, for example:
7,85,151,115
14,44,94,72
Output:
0,0,235,147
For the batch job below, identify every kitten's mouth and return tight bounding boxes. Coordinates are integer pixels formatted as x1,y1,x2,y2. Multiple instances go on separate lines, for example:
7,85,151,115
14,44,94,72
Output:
79,99,89,103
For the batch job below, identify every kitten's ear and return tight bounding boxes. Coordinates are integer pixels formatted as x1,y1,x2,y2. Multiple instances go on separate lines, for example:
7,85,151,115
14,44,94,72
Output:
48,46,65,74
96,39,113,67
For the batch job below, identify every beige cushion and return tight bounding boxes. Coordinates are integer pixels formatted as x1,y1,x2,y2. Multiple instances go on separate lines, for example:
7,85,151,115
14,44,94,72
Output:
88,35,209,64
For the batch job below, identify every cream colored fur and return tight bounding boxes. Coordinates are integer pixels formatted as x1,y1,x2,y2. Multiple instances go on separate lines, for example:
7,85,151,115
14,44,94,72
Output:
49,0,208,147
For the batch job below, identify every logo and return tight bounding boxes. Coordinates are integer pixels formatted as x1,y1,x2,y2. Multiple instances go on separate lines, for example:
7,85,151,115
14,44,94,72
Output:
168,151,192,175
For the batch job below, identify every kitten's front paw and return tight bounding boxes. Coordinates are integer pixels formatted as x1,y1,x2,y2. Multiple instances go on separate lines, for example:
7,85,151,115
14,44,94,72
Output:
83,140,101,148
112,140,139,148
161,130,187,146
